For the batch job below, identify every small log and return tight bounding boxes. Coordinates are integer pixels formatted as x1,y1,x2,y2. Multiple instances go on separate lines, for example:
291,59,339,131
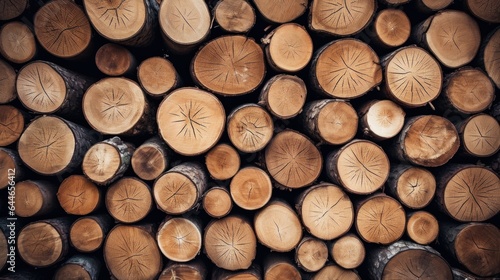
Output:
259,74,307,119
0,105,26,146
34,0,92,58
83,77,154,135
295,236,328,272
15,180,58,218
359,99,405,141
265,130,322,189
157,87,226,156
0,59,16,104
106,177,153,223
137,56,181,97
0,21,36,64
82,137,135,186
481,28,500,88
254,200,302,252
57,175,101,215
253,0,307,23
70,214,113,253
371,9,411,48
153,162,207,215
18,116,99,176
213,0,255,33
386,164,436,209
104,224,162,280
202,186,233,218
312,264,360,280
159,259,207,280
406,211,439,245
0,0,28,20
131,136,170,181
95,43,136,76
157,217,203,262
301,99,358,145
355,194,406,245
296,183,354,240
414,10,481,68
310,39,382,99
264,254,301,280
227,104,273,153
414,0,453,13
0,148,25,189
230,166,272,211
330,233,365,269
466,0,500,23
205,144,240,180
325,139,390,195
204,215,256,271
212,265,261,280
53,254,101,280
458,114,500,157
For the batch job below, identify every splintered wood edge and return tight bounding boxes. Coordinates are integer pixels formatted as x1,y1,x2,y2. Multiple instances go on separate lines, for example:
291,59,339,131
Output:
58,175,100,215
159,0,210,45
396,167,436,209
18,222,63,267
0,21,36,63
154,171,198,214
265,75,307,119
214,0,256,33
268,23,313,72
316,101,358,145
106,177,152,223
253,0,307,23
0,105,24,146
467,0,500,23
205,144,240,180
14,181,43,217
382,250,452,279
366,100,405,139
230,167,272,210
484,29,500,88
227,105,274,153
82,143,121,184
203,187,232,218
446,68,495,114
0,59,16,103
331,234,365,269
462,114,500,157
374,9,411,47
157,218,202,262
70,217,104,252
406,211,439,245
137,57,177,96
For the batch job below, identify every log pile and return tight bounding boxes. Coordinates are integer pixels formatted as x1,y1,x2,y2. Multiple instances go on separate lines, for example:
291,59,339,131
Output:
0,0,499,279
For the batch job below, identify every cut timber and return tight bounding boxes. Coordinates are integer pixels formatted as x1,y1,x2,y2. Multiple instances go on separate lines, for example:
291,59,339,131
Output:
439,222,500,277
466,0,500,23
70,214,113,253
137,56,180,97
159,260,207,280
326,139,390,194
254,200,302,252
17,61,93,117
458,114,500,157
53,254,101,280
436,164,500,222
0,148,24,189
414,10,481,68
262,23,313,72
159,0,210,53
359,99,405,141
57,175,100,215
253,0,307,23
18,218,72,267
296,183,354,240
382,46,442,107
330,233,365,269
386,165,436,209
0,105,25,146
406,211,439,245
230,166,272,210
104,224,162,280
415,0,452,12
0,21,36,64
82,137,134,185
106,177,152,223
482,28,500,88
95,43,136,76
84,0,158,47
205,144,240,180
309,0,375,36
18,116,98,176
34,0,91,58
214,0,255,33
372,9,411,48
204,215,257,270
227,104,274,153
157,87,225,156
203,186,233,218
0,59,16,104
355,194,406,244
157,217,202,262
153,162,207,215
366,240,452,280
0,0,28,20
311,39,382,99
259,74,307,119
15,180,57,217
192,36,266,96
313,264,360,280
265,130,322,189
132,137,170,181
83,77,153,135
264,254,301,280
295,236,328,272
395,115,459,167
212,265,261,280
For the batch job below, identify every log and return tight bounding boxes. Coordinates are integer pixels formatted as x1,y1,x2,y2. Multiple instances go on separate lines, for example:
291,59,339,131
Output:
69,214,113,253
259,74,307,120
301,99,358,145
310,39,382,99
82,137,135,186
312,264,360,280
57,175,100,215
213,0,255,33
18,115,99,176
0,0,28,20
95,43,136,76
366,240,452,280
34,0,92,58
330,233,365,269
0,21,36,64
296,183,354,240
157,217,203,262
83,77,154,135
439,222,500,277
413,0,452,13
202,186,233,218
204,215,256,271
0,148,25,189
295,236,328,272
84,0,159,47
153,162,207,215
157,87,226,156
137,56,181,98
371,9,411,48
325,139,390,194
0,59,16,104
15,180,58,218
230,166,272,210
211,265,261,280
457,114,500,158
227,104,274,153
359,99,405,141
205,143,240,180
53,254,101,280
379,0,409,6
253,0,307,23
414,10,481,68
106,177,153,223
406,211,439,245
104,224,162,280
0,105,26,147
481,27,500,88
159,259,207,280
131,136,170,181
386,164,436,209
264,254,301,280
466,0,500,23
